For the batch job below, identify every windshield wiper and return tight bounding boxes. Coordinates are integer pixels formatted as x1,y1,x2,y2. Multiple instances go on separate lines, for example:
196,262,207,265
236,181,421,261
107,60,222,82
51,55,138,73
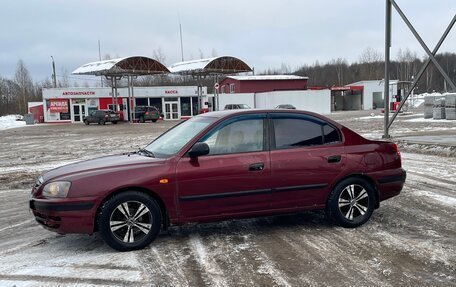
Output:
138,148,155,158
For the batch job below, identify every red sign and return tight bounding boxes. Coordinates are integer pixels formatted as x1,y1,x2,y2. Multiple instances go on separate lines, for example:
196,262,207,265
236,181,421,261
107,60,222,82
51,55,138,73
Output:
49,99,69,113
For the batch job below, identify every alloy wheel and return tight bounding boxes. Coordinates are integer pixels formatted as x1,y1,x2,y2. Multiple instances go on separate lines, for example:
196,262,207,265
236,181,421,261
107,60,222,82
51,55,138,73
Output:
109,201,153,243
338,184,369,221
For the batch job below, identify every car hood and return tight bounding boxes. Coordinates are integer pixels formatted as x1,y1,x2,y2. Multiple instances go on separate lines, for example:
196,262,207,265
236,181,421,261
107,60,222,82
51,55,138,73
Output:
42,153,166,182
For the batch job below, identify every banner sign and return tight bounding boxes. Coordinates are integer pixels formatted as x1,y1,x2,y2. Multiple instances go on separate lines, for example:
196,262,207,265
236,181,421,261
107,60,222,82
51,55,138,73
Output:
49,99,69,113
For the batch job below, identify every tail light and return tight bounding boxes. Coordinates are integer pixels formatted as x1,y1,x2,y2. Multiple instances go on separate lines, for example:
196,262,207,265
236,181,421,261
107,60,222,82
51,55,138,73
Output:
145,112,149,115
391,143,401,158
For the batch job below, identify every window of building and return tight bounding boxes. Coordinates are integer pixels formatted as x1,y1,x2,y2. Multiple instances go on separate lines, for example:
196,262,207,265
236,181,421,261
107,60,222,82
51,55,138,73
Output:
192,97,199,115
229,83,235,93
273,117,323,149
202,118,264,155
135,98,148,106
180,97,191,116
149,98,162,114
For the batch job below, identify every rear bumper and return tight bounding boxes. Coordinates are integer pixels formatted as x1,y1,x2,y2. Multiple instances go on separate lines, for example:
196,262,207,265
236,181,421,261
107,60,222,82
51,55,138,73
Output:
372,168,407,201
29,197,97,234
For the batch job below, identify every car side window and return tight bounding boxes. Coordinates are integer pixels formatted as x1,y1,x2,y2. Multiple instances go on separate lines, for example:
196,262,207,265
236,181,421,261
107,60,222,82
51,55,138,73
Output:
323,124,341,144
273,117,323,149
202,118,264,155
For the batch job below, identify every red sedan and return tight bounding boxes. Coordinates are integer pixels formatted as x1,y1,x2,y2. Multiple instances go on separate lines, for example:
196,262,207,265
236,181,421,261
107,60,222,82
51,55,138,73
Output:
30,110,406,251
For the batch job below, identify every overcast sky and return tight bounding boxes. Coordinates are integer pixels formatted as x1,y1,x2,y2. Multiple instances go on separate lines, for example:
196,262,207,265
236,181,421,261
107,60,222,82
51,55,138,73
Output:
1,0,455,83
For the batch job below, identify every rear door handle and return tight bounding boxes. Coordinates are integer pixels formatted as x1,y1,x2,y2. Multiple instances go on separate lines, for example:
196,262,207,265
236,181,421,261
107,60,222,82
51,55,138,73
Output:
249,163,264,171
327,155,341,163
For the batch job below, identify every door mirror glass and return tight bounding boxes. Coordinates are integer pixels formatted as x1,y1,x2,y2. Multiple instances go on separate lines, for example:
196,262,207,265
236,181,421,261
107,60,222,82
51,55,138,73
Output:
189,142,210,158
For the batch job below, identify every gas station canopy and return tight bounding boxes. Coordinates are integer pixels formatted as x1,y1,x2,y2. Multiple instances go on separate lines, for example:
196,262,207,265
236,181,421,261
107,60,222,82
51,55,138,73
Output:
72,56,170,76
168,56,252,76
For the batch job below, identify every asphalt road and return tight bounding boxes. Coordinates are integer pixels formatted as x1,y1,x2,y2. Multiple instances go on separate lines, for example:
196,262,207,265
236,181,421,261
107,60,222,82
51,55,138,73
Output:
0,111,454,287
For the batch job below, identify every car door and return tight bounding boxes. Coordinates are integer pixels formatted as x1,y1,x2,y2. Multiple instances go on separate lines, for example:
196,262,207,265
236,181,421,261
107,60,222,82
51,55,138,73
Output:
176,114,272,220
268,113,346,209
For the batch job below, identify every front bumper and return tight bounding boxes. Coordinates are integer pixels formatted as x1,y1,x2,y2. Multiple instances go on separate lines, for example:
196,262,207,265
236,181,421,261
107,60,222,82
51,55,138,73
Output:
29,197,98,234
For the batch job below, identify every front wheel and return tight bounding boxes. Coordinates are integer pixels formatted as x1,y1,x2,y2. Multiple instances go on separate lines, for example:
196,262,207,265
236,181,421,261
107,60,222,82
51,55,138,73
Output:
99,119,105,125
151,119,157,123
326,178,375,228
84,119,89,125
98,191,162,251
139,116,145,123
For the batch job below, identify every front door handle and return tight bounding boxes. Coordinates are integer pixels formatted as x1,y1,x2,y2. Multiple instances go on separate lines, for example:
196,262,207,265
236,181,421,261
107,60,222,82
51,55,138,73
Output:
327,155,341,163
249,163,264,171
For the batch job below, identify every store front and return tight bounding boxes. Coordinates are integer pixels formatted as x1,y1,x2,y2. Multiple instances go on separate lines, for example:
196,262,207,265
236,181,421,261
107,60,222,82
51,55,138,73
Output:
42,86,208,123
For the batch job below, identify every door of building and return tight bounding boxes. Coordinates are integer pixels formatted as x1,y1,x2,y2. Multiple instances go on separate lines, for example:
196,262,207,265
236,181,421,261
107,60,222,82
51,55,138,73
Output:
164,102,179,120
73,104,86,122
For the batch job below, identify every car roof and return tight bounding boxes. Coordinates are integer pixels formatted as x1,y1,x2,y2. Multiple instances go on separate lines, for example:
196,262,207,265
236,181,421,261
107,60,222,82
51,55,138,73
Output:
199,109,343,130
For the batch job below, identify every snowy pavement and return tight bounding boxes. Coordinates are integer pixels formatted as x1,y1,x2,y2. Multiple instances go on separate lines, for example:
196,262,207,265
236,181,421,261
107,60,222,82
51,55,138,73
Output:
0,111,455,286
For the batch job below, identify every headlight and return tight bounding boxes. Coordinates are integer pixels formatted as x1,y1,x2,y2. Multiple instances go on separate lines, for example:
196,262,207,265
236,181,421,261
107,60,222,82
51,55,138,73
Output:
42,181,71,198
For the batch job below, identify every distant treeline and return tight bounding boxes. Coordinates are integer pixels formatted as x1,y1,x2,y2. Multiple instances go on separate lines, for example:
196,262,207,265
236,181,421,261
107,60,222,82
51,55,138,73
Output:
1,48,456,116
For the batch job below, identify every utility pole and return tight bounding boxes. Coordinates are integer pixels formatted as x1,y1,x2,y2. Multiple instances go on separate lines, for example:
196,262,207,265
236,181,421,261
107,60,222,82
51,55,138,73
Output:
51,56,57,88
383,0,391,138
98,40,103,87
179,15,184,62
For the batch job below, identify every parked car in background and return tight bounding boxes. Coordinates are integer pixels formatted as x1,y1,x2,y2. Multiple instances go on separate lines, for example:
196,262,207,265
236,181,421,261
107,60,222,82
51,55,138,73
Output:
224,104,251,110
275,104,296,109
83,109,120,125
135,106,160,123
30,109,405,251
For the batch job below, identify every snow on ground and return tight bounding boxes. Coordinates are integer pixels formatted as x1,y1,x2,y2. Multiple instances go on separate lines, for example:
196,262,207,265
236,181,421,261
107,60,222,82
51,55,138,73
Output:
0,112,455,286
0,115,26,130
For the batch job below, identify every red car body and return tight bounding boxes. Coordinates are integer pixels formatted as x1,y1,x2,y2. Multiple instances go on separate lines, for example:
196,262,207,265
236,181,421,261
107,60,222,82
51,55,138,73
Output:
30,109,405,237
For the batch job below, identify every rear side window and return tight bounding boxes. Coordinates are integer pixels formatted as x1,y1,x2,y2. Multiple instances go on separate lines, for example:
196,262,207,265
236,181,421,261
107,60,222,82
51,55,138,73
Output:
323,124,340,144
272,115,341,149
273,118,323,148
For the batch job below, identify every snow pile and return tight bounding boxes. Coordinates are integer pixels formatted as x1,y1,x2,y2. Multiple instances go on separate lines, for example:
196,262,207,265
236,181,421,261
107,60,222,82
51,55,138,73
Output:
0,115,26,130
411,92,442,108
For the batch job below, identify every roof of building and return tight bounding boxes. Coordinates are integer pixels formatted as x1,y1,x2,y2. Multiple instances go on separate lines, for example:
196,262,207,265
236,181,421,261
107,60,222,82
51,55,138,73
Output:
72,56,170,76
347,79,399,86
168,56,252,75
225,75,308,81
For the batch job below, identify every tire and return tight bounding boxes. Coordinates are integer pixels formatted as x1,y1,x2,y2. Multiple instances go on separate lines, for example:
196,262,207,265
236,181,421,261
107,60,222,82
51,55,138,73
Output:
98,191,162,251
151,119,157,123
326,177,375,228
139,116,145,123
100,119,105,125
84,119,89,125
112,121,118,124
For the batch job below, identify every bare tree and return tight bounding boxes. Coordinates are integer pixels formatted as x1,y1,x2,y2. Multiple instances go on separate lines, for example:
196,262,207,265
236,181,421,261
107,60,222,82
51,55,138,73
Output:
358,47,383,80
58,67,70,88
14,60,33,114
152,47,166,65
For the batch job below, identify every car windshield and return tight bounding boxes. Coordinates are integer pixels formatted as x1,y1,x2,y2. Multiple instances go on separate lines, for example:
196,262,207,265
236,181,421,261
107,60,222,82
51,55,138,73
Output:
144,116,216,158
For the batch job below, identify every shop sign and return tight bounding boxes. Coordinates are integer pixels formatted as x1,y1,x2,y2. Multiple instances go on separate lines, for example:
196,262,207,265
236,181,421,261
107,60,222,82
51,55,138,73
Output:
62,91,95,96
49,99,69,113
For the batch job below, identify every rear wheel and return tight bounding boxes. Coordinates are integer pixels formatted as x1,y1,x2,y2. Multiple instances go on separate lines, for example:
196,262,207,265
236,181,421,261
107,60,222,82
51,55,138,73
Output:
112,121,118,124
151,119,157,123
99,119,105,125
84,119,89,125
139,116,145,123
326,178,375,228
98,191,162,251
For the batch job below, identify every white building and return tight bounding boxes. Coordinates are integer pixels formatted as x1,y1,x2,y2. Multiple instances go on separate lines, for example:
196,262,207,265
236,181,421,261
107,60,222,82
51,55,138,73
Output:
347,80,399,110
42,86,208,123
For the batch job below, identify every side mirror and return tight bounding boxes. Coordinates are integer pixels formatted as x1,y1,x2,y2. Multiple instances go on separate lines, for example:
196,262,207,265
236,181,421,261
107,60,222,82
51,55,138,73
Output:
189,142,210,158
